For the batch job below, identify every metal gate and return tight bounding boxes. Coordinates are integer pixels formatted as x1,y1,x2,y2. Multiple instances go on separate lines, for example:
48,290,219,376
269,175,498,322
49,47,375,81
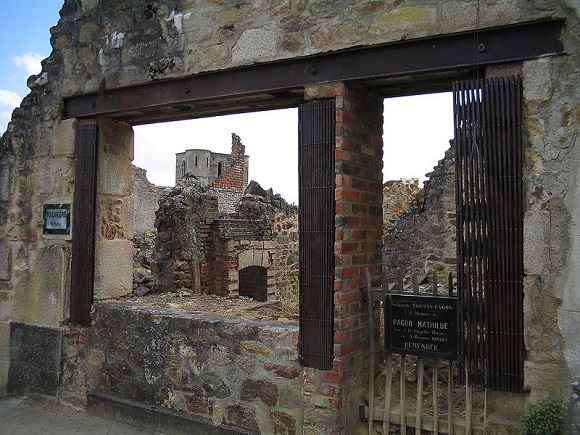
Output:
364,270,484,435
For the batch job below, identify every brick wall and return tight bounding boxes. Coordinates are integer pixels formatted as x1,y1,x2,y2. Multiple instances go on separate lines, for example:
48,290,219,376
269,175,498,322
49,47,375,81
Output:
205,217,275,298
209,133,248,193
302,83,384,433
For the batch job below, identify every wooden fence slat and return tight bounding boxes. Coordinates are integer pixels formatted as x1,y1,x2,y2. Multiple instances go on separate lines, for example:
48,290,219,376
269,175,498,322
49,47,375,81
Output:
383,354,393,434
433,359,440,434
400,356,407,431
367,269,375,432
448,361,454,435
70,120,98,326
415,358,424,435
466,371,473,435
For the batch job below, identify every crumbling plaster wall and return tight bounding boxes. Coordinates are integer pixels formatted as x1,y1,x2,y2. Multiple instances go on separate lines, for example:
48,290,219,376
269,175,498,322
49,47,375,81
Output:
0,0,577,430
519,30,580,408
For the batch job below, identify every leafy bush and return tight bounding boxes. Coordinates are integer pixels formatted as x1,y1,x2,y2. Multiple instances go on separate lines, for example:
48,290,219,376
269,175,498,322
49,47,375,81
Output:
521,400,563,435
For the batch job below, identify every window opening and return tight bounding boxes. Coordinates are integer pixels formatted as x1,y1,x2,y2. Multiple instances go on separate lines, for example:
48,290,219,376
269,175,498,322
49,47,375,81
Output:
131,108,299,319
382,92,455,279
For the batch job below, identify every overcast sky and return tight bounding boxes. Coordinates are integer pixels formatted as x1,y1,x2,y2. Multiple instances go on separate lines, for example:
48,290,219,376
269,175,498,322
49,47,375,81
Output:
1,1,454,205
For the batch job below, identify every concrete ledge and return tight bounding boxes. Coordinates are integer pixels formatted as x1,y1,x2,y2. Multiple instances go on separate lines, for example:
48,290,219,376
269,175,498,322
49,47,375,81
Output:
87,392,256,435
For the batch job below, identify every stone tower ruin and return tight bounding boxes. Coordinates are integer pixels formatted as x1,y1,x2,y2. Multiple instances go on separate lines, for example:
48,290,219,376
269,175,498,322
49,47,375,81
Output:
175,132,249,187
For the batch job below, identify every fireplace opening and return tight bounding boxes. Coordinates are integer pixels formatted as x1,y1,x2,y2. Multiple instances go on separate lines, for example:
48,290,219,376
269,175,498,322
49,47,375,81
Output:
239,266,268,302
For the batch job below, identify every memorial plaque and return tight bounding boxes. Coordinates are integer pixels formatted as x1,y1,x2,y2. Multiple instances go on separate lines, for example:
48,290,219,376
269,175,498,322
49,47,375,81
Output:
42,203,71,235
385,293,457,359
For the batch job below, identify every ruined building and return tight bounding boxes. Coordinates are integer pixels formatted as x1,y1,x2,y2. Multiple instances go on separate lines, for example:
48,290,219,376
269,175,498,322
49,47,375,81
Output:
175,135,249,188
0,1,578,434
151,133,298,302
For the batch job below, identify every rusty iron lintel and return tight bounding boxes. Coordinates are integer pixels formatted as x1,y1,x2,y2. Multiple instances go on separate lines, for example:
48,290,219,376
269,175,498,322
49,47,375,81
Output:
63,20,563,120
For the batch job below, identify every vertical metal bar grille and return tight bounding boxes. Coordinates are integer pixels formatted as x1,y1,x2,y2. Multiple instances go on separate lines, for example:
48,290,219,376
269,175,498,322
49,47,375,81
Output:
298,100,335,370
70,121,98,326
453,76,523,392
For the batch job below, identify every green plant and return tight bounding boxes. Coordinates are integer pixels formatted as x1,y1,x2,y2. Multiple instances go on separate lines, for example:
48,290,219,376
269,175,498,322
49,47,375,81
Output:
521,399,563,435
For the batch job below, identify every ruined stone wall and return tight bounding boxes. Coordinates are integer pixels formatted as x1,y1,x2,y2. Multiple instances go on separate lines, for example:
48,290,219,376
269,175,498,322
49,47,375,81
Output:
153,177,290,302
272,210,299,304
133,165,167,234
152,175,214,294
55,0,569,96
87,302,302,434
208,134,249,213
382,178,420,229
383,144,457,279
0,0,577,430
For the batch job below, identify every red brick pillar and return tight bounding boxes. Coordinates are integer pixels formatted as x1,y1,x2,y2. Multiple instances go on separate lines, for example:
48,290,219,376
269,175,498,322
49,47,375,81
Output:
302,83,383,434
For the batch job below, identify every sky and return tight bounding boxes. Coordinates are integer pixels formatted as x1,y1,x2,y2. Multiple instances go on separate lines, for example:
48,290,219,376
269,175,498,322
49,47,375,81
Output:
0,1,61,127
0,1,454,205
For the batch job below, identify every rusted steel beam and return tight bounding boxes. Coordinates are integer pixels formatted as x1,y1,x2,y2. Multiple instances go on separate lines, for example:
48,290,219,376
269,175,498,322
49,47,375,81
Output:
63,20,563,121
70,120,98,326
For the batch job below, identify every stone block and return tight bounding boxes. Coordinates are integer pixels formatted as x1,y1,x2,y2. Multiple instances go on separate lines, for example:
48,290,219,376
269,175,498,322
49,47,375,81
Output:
559,309,580,381
262,361,300,379
240,378,278,406
0,163,11,201
232,27,278,64
523,57,554,102
7,322,62,397
94,240,133,299
12,244,68,326
238,249,270,269
524,361,563,402
0,359,8,394
226,403,259,433
0,321,9,361
98,154,134,196
52,119,76,156
371,6,437,37
241,340,271,356
98,119,134,196
0,239,11,281
487,389,525,421
523,211,550,274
